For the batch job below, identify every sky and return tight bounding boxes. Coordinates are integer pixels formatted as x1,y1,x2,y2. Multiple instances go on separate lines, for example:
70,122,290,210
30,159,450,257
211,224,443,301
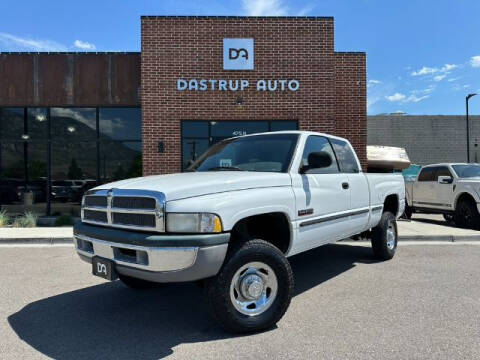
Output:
0,0,479,115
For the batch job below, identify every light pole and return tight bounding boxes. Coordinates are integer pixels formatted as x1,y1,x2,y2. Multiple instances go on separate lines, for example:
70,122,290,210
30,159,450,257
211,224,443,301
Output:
466,93,477,163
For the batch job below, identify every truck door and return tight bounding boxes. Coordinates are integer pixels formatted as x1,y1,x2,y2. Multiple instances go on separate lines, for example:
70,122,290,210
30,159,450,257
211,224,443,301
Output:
329,138,370,235
291,135,351,253
413,167,436,208
430,166,455,210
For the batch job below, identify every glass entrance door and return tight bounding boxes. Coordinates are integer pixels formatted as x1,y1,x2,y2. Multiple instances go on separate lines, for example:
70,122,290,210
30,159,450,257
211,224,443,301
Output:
181,120,298,170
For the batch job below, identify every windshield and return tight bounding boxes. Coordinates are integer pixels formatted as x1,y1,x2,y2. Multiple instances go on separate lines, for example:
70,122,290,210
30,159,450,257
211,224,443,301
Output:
452,164,480,178
188,134,299,173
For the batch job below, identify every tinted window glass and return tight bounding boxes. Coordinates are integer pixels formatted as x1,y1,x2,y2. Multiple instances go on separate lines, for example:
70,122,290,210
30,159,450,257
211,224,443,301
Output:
0,108,24,140
210,121,269,143
271,121,298,131
190,134,298,173
182,121,209,138
99,108,141,141
452,164,480,178
418,167,435,181
435,167,452,179
99,141,142,182
301,136,339,174
330,138,359,173
27,108,48,139
182,138,209,169
51,108,96,140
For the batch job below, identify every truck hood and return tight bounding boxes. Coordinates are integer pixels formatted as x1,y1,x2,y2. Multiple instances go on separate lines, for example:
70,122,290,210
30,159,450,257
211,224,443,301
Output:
93,172,292,201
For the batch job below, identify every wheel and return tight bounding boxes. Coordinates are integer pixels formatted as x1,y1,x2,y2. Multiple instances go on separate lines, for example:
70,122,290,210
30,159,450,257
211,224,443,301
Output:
205,239,293,333
443,213,455,225
371,211,398,261
118,274,159,289
454,199,480,229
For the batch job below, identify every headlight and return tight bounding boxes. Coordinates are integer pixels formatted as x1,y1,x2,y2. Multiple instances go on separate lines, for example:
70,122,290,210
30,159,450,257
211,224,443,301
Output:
166,213,222,233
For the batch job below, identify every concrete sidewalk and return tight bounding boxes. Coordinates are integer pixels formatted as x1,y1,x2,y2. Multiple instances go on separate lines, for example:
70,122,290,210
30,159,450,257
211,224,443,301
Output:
0,214,479,244
397,214,480,241
0,227,73,244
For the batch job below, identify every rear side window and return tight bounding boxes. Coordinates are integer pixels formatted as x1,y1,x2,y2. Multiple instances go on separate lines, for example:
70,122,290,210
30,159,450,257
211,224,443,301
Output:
330,138,359,173
435,167,452,179
301,136,339,174
418,167,435,181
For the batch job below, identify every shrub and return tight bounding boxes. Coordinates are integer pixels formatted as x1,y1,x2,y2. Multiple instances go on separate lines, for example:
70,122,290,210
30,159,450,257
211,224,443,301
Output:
12,211,38,228
0,210,10,227
55,214,74,226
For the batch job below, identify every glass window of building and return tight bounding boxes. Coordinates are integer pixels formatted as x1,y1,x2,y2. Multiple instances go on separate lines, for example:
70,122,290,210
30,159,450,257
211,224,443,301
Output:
181,120,298,170
0,108,24,140
27,108,48,139
99,141,142,183
100,108,142,141
51,108,96,140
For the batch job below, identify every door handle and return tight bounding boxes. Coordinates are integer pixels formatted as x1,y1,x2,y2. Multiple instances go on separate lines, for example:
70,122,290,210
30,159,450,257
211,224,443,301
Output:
342,182,349,190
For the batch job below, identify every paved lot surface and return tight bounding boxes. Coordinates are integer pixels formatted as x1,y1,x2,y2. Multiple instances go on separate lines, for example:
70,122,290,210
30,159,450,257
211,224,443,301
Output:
1,243,479,360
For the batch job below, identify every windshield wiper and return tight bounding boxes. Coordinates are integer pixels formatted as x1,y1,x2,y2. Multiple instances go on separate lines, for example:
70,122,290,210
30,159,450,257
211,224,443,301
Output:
206,166,243,171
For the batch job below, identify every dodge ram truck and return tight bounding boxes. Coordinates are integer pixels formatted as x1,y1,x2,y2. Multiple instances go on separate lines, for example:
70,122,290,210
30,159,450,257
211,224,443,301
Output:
405,163,480,228
73,131,405,333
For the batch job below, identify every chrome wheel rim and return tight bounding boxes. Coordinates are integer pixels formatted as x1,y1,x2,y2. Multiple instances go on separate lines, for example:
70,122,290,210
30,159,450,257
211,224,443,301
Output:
386,220,396,250
230,261,278,316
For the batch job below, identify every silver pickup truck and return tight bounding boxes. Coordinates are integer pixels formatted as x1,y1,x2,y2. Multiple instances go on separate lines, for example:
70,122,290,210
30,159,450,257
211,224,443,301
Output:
405,163,480,228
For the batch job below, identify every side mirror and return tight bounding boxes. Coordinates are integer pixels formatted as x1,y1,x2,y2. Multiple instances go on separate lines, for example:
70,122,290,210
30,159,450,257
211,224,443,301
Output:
300,151,333,174
438,176,453,184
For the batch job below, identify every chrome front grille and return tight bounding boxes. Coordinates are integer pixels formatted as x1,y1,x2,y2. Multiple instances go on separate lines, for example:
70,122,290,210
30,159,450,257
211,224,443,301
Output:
81,189,165,232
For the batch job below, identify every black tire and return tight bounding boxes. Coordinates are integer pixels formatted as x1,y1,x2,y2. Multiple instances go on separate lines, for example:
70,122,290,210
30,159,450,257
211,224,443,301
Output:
205,239,293,333
118,274,159,289
371,211,398,261
443,213,455,225
454,198,480,229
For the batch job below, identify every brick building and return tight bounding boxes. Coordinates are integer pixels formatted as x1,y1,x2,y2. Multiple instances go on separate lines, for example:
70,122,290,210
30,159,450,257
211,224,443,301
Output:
0,16,366,216
141,16,366,174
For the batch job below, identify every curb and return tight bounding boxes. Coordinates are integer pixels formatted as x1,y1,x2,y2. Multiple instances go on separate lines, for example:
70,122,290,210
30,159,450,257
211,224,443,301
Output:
0,237,73,245
399,235,480,242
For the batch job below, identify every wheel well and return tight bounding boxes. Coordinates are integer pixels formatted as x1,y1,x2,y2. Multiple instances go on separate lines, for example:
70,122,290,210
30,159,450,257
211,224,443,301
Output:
230,212,291,254
383,194,399,216
455,192,476,208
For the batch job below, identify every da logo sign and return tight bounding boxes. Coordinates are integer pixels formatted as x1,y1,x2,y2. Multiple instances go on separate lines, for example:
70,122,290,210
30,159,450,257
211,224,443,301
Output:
223,38,254,70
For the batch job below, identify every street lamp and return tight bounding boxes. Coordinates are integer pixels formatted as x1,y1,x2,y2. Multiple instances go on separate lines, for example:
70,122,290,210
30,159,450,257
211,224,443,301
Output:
466,93,477,163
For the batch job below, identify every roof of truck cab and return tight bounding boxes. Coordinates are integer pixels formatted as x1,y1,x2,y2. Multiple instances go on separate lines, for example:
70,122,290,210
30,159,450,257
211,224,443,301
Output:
421,163,470,168
236,130,350,142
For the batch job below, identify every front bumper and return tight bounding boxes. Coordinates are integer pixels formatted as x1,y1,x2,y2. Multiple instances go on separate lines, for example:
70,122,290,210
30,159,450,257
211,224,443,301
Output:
73,222,229,283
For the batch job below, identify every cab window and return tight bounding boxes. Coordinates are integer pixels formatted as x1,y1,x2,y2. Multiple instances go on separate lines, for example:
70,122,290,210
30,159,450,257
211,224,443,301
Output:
418,167,435,181
301,136,339,174
330,138,359,173
435,167,452,180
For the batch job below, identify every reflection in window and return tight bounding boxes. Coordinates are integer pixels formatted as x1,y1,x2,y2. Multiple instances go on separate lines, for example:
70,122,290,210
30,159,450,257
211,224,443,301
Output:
0,108,24,140
27,108,48,139
100,108,141,141
0,142,47,215
100,141,142,182
51,108,96,140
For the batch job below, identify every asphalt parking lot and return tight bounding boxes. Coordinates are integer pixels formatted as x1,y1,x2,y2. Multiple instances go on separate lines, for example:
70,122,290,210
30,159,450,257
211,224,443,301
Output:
1,243,479,360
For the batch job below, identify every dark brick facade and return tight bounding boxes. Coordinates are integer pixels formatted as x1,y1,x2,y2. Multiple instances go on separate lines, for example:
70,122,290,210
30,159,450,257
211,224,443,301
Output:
141,16,367,175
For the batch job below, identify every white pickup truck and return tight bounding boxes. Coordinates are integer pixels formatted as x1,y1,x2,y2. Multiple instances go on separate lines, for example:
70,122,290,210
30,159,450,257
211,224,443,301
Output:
405,163,480,228
73,131,405,333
